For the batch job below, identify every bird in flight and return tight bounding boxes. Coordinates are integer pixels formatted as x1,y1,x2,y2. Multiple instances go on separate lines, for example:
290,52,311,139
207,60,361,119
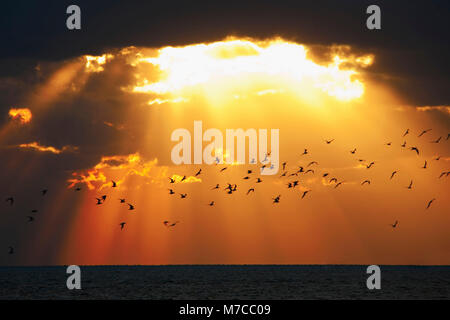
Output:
361,180,371,185
168,189,175,195
5,197,13,206
335,182,344,189
280,172,287,177
322,173,329,177
256,178,262,183
41,189,48,196
434,156,441,161
247,188,255,195
211,184,219,190
195,169,202,176
96,198,103,205
282,162,287,171
119,198,126,203
163,221,179,228
220,167,227,172
325,139,334,144
305,169,314,174
410,147,419,155
439,171,449,178
180,175,187,182
272,195,281,203
390,171,398,179
385,142,392,146
101,195,107,201
8,246,14,254
112,180,117,188
403,129,409,137
208,201,215,207
422,160,427,169
180,193,187,199
401,141,406,148
366,162,375,169
418,129,432,137
350,148,356,154
243,176,250,180
75,187,81,191
27,216,34,222
301,149,308,155
119,222,126,230
431,136,441,143
301,190,310,199
329,177,338,184
127,203,135,210
169,177,175,184
307,161,318,167
390,221,399,228
406,180,413,189
426,199,436,209
31,209,38,213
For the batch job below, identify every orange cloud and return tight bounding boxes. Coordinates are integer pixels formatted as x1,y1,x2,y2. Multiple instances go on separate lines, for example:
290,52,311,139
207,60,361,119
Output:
18,142,78,154
9,108,32,124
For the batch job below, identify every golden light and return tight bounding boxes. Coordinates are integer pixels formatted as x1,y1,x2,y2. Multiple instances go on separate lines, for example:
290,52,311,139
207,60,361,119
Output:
8,108,32,124
84,54,114,72
131,38,370,102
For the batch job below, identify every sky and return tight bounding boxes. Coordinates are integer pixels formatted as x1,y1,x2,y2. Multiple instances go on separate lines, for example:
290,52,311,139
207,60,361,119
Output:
0,1,449,266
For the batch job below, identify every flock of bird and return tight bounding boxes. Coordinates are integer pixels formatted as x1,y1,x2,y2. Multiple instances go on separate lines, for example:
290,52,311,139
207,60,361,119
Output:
2,128,449,255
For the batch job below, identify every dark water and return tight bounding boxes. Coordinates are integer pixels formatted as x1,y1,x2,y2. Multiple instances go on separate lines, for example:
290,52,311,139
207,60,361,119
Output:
0,265,449,300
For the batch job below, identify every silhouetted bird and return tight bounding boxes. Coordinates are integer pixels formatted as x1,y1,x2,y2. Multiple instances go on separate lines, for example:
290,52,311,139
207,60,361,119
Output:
418,129,432,137
169,178,175,183
305,169,314,174
403,129,409,137
101,195,107,201
390,171,398,179
390,221,399,228
410,147,419,155
307,161,318,167
96,198,103,205
422,160,427,169
211,184,219,190
335,182,344,189
282,162,287,171
180,175,186,182
220,167,227,172
301,190,310,199
426,198,436,209
168,189,175,194
366,162,375,169
31,209,38,213
439,171,449,178
406,180,413,189
208,201,215,206
401,141,406,148
361,180,371,185
180,193,187,199
329,178,338,183
75,187,81,191
386,142,392,146
256,178,262,183
325,139,334,144
8,246,14,254
431,136,441,143
112,180,117,188
119,198,126,203
27,216,34,222
247,188,255,195
127,203,135,210
301,149,308,155
41,189,48,196
350,148,356,154
323,173,329,177
272,195,281,203
195,169,202,176
119,222,126,230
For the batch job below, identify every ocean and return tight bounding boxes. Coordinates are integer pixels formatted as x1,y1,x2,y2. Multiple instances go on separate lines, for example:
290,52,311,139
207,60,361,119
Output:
0,265,448,300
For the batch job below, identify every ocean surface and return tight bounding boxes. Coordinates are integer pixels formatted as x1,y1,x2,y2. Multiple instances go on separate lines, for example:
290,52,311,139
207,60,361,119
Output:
0,265,449,300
